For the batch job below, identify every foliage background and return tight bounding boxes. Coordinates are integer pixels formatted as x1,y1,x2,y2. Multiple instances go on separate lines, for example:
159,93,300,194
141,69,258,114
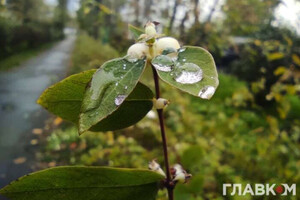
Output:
1,0,300,199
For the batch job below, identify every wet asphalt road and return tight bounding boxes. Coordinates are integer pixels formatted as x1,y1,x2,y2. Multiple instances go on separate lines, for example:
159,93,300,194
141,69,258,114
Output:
0,35,76,189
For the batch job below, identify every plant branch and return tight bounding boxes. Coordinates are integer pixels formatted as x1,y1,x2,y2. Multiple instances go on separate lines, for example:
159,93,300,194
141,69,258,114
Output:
151,65,174,200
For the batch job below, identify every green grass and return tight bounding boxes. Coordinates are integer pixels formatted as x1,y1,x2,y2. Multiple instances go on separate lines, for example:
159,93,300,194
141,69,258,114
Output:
0,42,56,71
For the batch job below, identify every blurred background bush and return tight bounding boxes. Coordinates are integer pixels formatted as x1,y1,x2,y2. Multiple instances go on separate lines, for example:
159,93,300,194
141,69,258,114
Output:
1,0,300,199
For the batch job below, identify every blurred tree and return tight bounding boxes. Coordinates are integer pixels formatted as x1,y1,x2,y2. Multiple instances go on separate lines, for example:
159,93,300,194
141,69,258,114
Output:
193,0,199,25
168,0,180,33
144,0,153,19
133,0,140,26
77,0,106,39
206,0,219,23
6,0,45,24
54,0,68,38
223,0,281,35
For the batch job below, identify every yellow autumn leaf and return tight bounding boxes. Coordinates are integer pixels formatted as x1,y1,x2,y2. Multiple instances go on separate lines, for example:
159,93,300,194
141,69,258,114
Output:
292,54,300,66
99,4,113,14
267,52,284,61
274,66,286,76
254,39,262,46
286,85,296,95
84,7,91,14
284,36,293,46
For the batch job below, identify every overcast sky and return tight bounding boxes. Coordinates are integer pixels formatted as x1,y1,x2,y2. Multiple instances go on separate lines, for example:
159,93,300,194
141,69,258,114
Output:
44,0,300,34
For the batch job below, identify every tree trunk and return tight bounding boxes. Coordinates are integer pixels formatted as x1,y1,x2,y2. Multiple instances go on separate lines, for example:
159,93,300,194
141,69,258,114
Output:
179,11,189,40
133,0,140,26
206,0,219,22
168,0,180,33
92,0,102,40
144,0,153,19
193,0,199,25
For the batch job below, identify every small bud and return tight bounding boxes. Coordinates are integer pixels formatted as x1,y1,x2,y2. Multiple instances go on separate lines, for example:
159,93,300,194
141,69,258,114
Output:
127,43,149,59
145,21,157,37
154,98,169,110
154,37,180,56
172,164,192,183
148,159,166,177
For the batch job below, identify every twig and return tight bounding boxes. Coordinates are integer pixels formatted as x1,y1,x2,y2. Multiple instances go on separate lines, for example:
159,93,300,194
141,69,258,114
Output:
151,65,174,200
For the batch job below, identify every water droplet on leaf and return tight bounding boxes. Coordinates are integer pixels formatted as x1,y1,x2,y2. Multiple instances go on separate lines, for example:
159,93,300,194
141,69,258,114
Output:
152,55,174,72
173,63,203,84
178,48,186,53
198,86,216,99
162,47,177,55
125,55,139,63
115,95,127,106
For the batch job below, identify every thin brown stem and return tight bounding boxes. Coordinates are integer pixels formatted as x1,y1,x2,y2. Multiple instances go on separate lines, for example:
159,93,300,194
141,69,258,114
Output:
151,65,174,200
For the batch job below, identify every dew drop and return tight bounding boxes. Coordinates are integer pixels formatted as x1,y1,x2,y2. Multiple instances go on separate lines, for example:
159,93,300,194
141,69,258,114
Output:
123,64,127,70
115,82,119,86
115,95,127,106
178,48,186,53
162,47,177,55
151,55,173,72
198,86,216,99
124,86,128,90
182,58,186,62
173,63,203,84
125,55,138,63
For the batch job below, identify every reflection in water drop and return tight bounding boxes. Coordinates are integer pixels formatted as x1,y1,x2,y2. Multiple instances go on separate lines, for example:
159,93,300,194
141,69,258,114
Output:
198,86,216,99
126,55,139,63
115,95,127,106
123,64,127,70
152,55,173,72
162,47,177,55
178,48,186,53
173,63,203,84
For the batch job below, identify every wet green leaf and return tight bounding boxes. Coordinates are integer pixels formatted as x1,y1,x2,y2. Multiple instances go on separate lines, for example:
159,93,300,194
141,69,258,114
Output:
37,69,96,123
128,24,144,40
152,46,219,99
37,69,153,133
0,166,164,200
90,83,153,132
79,57,147,134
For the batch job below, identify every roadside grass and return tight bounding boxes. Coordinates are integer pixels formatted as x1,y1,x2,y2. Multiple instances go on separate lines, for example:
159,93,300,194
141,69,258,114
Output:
0,42,56,71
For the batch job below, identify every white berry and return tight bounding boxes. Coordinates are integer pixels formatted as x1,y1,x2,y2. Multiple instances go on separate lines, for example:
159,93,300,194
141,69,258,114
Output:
154,37,180,55
127,43,149,59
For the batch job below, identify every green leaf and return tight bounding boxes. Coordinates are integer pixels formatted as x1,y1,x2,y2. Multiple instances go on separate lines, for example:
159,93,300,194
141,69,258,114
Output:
90,82,154,132
37,69,96,123
152,46,219,99
128,24,144,40
37,69,153,132
0,166,164,200
79,57,147,134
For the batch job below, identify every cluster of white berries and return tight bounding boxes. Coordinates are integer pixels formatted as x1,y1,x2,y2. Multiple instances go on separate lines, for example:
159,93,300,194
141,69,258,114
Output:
149,160,192,184
127,22,181,60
